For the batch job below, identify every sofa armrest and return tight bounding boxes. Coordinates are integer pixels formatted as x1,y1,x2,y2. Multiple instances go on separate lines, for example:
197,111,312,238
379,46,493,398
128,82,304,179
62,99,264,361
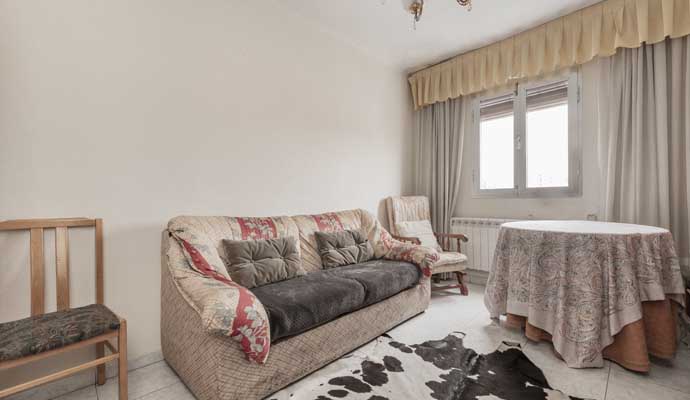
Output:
382,237,440,278
357,210,439,278
164,232,271,364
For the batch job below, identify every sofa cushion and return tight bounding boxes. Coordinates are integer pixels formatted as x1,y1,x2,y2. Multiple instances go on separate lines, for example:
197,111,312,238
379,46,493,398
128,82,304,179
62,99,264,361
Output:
250,273,365,341
395,220,442,251
251,260,421,342
0,304,120,362
326,260,421,306
223,237,305,289
314,229,374,269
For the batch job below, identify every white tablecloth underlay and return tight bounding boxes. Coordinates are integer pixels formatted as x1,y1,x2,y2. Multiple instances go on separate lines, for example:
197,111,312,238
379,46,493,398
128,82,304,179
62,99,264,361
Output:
502,220,668,235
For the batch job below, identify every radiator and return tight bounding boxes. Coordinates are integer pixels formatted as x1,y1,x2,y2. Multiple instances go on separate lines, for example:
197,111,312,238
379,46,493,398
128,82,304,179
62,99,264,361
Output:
450,217,517,272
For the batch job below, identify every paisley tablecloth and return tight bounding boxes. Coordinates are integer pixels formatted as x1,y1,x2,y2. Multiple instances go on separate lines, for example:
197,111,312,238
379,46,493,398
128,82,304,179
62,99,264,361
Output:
484,221,686,369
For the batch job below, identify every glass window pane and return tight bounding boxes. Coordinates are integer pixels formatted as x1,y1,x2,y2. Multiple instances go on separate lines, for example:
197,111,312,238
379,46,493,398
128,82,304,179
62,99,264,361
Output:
526,102,569,188
479,113,514,190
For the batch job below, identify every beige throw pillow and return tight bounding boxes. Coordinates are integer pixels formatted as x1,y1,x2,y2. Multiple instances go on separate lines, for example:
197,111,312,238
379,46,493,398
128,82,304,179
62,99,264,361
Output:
395,220,442,251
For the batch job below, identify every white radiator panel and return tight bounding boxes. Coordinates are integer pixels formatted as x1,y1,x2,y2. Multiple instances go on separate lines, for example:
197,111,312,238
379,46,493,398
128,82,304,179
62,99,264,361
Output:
450,217,517,272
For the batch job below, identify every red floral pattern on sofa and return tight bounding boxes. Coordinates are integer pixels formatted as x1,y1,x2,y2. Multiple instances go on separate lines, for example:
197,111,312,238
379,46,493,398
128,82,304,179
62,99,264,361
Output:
237,217,278,240
312,213,344,232
377,225,438,278
176,237,270,363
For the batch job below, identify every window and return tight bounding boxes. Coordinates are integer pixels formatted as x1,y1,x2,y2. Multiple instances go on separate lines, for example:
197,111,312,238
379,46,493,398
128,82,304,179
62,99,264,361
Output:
478,94,515,191
473,71,580,197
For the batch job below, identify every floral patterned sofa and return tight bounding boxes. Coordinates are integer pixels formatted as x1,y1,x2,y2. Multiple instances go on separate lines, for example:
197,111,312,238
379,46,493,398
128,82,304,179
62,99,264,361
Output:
160,209,439,400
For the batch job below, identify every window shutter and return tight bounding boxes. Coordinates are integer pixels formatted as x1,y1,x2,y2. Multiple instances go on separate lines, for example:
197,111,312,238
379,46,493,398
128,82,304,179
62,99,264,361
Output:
526,80,568,111
479,94,514,121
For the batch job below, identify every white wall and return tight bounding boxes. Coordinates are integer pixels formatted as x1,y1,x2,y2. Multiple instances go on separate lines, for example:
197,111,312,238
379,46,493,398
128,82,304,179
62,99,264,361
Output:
0,0,412,388
455,61,601,221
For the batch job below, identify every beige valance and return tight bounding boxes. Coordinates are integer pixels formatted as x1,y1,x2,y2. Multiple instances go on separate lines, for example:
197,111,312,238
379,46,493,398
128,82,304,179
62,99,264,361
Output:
408,0,690,109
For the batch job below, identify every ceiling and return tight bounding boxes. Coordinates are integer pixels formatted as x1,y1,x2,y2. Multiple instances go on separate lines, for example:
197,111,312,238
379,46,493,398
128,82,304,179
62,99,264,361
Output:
288,0,602,71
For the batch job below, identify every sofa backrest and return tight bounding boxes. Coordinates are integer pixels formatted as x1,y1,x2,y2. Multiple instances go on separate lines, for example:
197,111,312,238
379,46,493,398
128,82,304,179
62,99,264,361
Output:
167,215,300,272
167,209,378,274
291,209,368,272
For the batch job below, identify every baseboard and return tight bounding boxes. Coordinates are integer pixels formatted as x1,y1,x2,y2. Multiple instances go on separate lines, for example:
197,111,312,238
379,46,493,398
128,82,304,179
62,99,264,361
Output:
6,350,164,400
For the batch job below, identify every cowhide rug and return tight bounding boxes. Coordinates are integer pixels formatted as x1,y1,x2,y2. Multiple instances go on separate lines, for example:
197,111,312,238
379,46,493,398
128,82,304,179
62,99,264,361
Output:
269,332,586,400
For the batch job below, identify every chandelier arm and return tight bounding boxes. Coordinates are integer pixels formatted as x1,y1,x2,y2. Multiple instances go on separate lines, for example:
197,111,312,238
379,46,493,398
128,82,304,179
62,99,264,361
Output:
409,0,473,26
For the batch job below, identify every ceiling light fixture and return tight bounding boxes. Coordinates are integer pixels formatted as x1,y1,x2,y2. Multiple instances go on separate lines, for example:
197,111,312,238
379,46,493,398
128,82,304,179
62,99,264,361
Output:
407,0,473,29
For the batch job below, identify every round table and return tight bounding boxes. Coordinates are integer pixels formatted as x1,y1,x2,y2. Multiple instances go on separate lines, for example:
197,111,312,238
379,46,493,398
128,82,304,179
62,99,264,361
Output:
484,220,686,370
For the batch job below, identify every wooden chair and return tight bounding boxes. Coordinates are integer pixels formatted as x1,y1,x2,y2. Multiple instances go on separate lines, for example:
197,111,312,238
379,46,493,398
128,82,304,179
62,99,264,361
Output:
0,218,127,399
386,196,470,295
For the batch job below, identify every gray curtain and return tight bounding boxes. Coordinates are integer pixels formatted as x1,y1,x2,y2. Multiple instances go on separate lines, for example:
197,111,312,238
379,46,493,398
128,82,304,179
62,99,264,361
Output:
413,96,468,234
598,36,690,279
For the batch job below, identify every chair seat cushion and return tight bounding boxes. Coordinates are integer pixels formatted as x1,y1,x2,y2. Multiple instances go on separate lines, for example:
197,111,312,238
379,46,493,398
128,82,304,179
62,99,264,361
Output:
251,260,421,342
0,304,120,362
434,252,468,267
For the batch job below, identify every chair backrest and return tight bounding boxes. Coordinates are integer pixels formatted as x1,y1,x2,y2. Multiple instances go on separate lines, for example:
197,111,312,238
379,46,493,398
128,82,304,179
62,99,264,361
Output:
0,218,103,316
386,196,432,236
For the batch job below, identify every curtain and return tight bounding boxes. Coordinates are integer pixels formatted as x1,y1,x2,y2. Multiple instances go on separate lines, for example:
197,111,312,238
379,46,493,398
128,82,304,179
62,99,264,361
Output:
598,36,690,278
409,0,690,109
413,96,468,235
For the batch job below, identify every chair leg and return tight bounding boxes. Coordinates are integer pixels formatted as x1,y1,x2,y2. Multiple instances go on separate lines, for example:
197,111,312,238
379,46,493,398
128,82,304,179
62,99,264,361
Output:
96,342,106,385
118,319,128,400
455,272,469,296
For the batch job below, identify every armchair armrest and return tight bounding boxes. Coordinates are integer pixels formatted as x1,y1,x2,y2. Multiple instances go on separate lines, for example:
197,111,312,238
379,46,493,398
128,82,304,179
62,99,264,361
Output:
434,232,469,252
392,235,421,245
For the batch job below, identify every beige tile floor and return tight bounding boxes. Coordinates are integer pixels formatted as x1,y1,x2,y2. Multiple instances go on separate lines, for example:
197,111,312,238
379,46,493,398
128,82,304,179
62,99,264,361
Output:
52,283,690,400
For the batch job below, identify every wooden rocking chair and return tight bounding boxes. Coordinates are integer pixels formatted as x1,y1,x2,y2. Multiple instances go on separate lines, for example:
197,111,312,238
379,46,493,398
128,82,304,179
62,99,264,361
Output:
386,196,470,295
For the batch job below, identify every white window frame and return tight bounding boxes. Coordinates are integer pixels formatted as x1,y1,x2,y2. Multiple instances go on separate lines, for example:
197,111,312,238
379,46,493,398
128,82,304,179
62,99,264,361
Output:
472,69,582,198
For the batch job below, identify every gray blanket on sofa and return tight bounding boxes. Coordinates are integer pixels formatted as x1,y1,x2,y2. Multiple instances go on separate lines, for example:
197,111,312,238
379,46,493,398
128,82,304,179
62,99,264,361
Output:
251,260,421,342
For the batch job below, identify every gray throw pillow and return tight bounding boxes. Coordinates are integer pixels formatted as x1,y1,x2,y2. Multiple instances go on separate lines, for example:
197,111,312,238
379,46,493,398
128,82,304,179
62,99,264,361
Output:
222,236,305,289
314,229,374,269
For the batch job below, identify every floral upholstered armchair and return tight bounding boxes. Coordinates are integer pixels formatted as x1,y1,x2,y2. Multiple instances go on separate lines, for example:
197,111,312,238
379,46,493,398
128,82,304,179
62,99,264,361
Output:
386,196,469,295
